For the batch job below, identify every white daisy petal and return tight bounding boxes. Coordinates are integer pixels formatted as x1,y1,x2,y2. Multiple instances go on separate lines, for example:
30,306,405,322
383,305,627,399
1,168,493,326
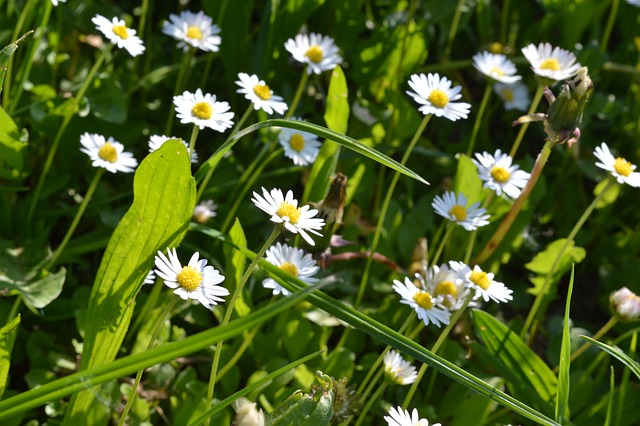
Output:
262,242,319,296
521,42,581,82
393,277,450,327
173,88,234,131
162,10,221,52
92,14,145,57
449,261,513,304
406,73,471,121
473,149,531,199
494,82,530,111
79,132,137,173
383,350,418,385
284,32,342,75
432,192,490,230
416,264,471,311
384,406,440,426
235,73,288,115
277,118,322,166
472,51,522,84
594,142,640,187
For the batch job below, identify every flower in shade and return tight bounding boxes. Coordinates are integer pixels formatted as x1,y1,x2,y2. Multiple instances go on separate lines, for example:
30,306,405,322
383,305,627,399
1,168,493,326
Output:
277,120,322,166
154,248,228,309
92,15,145,57
521,42,581,82
432,192,490,231
173,89,234,131
262,242,319,296
235,73,288,115
494,82,530,111
472,51,521,84
383,350,418,385
193,199,217,224
384,406,440,426
627,0,640,6
406,73,471,121
148,135,198,163
251,187,325,245
284,32,342,75
80,132,138,173
419,264,470,311
594,142,640,187
610,287,640,322
449,261,513,304
162,10,221,52
473,149,531,199
393,277,450,327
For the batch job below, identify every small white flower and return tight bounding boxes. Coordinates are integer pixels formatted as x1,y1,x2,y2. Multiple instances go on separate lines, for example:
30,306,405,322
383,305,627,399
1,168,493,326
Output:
521,42,581,82
628,0,640,6
277,119,322,166
384,406,439,426
262,242,319,296
393,277,450,327
419,264,470,311
193,200,217,224
472,51,522,84
449,261,513,304
144,270,156,285
80,132,138,173
148,135,198,163
232,398,265,426
51,0,67,6
473,149,531,199
432,192,490,231
251,188,325,246
406,73,471,121
162,10,221,52
284,32,342,75
173,89,234,131
92,14,145,57
154,248,228,309
494,82,530,111
235,73,288,115
610,287,640,322
383,350,418,385
594,142,640,187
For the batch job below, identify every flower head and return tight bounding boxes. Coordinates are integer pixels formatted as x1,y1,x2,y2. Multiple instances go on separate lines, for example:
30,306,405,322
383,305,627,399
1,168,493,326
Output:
284,32,342,75
432,192,490,231
148,135,198,163
277,120,322,166
193,200,217,224
144,270,156,285
610,287,640,322
393,277,450,327
406,73,471,121
472,51,522,84
154,248,228,309
235,73,288,115
594,142,640,187
383,350,418,385
384,406,440,426
473,149,531,199
521,42,581,82
262,242,319,296
449,261,513,304
173,89,234,131
494,82,530,111
251,187,325,246
232,398,264,426
162,10,221,52
92,15,145,57
80,132,138,173
419,264,470,311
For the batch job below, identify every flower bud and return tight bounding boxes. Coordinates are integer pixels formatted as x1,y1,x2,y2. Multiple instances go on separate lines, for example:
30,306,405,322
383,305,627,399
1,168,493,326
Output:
610,287,640,322
307,173,347,252
545,66,593,143
232,398,264,426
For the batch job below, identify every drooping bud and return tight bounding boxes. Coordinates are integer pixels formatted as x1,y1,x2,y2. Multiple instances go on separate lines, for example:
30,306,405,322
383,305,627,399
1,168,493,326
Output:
610,287,640,322
325,377,362,423
545,66,593,143
307,173,347,252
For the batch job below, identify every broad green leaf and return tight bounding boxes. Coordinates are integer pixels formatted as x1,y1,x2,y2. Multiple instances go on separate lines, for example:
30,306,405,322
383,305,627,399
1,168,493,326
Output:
15,267,66,310
454,154,483,205
556,265,574,423
525,238,586,296
323,66,349,135
0,105,26,179
224,219,250,317
580,335,640,381
0,315,20,399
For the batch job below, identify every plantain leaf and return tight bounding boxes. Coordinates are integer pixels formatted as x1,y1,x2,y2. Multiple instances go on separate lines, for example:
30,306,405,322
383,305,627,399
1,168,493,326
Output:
0,315,20,399
224,219,250,317
0,105,26,179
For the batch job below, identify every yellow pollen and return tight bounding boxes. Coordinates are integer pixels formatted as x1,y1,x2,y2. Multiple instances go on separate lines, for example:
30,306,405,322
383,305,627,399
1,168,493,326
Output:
614,157,633,177
276,201,302,224
540,58,560,71
434,281,458,299
191,102,213,119
253,84,272,100
413,291,434,309
470,270,491,290
449,205,467,221
289,133,305,152
176,266,203,292
490,66,505,77
186,26,203,40
98,142,118,163
304,45,323,63
112,25,129,40
501,88,514,102
490,166,511,183
427,89,449,108
279,262,299,277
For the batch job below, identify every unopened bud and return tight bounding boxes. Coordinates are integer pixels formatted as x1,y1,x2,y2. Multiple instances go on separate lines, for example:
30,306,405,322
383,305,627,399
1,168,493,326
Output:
545,66,593,143
232,398,264,426
610,287,640,322
307,173,347,252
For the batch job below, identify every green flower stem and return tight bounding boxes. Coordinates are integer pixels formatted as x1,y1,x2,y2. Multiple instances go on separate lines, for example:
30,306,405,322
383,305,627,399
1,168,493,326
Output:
466,84,493,157
499,0,511,46
7,296,22,322
118,297,179,426
204,226,281,426
47,168,105,269
522,178,618,340
508,84,545,159
464,192,496,264
197,0,228,89
431,223,455,267
27,46,110,224
137,0,151,40
601,0,620,54
285,67,309,119
354,382,387,426
217,324,261,381
187,125,200,159
443,0,466,62
566,317,618,369
165,48,195,135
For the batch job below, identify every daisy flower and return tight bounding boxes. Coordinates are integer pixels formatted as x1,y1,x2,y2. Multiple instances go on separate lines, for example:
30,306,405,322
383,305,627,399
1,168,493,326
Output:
193,199,217,224
262,242,319,296
610,287,640,322
91,15,145,57
472,51,522,84
521,42,581,82
284,32,342,75
162,10,221,52
277,120,322,166
144,270,156,285
148,135,198,163
51,0,66,6
80,132,138,173
594,142,640,187
154,248,228,309
432,192,490,231
406,73,471,121
393,277,450,327
173,89,234,131
235,73,288,115
449,261,513,304
384,406,440,426
419,264,470,311
494,82,530,111
383,350,418,385
251,188,325,246
473,149,531,199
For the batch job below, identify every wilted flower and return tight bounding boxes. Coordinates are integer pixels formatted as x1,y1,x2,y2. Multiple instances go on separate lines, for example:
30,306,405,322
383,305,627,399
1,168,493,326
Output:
406,73,471,121
472,51,521,84
473,149,531,199
173,89,234,131
284,32,342,74
80,132,138,173
494,82,530,111
610,287,640,321
432,192,490,231
383,350,418,385
92,15,145,57
162,10,221,52
594,142,640,187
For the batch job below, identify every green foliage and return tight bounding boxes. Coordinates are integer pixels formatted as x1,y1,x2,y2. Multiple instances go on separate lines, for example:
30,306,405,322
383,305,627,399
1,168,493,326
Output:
0,315,20,399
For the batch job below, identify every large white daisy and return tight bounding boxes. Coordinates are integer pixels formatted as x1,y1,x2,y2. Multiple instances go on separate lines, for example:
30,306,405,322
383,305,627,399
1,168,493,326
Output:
594,142,640,187
284,32,342,75
494,82,530,111
472,51,522,84
162,10,221,52
80,132,138,173
262,242,319,296
392,277,450,328
406,73,471,121
521,42,581,82
473,149,531,199
432,192,490,231
277,120,322,166
383,350,418,385
384,406,439,426
449,261,513,304
91,15,145,57
418,264,470,311
173,89,234,132
148,135,198,163
235,73,288,115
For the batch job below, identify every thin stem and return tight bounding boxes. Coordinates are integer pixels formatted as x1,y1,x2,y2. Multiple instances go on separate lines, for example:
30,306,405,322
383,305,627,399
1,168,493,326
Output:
165,48,195,135
431,223,455,267
466,84,492,156
7,296,22,322
464,192,496,264
197,1,228,89
284,68,309,119
499,0,511,46
600,0,620,54
187,125,200,159
566,317,618,367
137,0,151,40
508,84,545,159
354,382,387,426
217,324,261,380
443,0,466,62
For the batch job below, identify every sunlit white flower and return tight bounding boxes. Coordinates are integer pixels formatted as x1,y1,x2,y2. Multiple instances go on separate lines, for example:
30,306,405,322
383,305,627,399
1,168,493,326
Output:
472,51,521,84
162,10,221,52
193,199,217,224
473,149,531,199
262,242,319,296
173,89,234,131
494,82,530,111
235,73,288,115
51,0,66,6
406,73,471,121
432,192,490,231
393,277,450,327
251,188,325,246
594,142,640,187
80,132,138,173
284,32,342,75
148,135,198,163
521,42,581,82
610,287,640,322
278,120,322,166
449,261,513,304
92,15,145,57
144,270,156,285
384,406,440,426
154,248,228,309
383,350,418,385
419,264,470,311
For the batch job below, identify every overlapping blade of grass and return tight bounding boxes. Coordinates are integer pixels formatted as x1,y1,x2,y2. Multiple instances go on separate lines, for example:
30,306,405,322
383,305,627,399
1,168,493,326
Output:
556,265,575,423
580,335,640,380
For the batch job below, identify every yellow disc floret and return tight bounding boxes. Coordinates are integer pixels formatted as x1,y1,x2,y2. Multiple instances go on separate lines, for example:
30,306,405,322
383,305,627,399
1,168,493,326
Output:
186,26,203,40
501,88,514,102
427,89,449,108
470,270,491,290
276,201,302,224
253,84,272,100
304,45,323,63
279,261,299,277
490,66,505,77
289,133,305,152
490,166,511,183
540,58,560,71
434,281,458,299
177,266,203,291
413,291,434,309
192,102,213,119
449,205,468,221
112,25,129,40
614,157,633,177
98,142,118,163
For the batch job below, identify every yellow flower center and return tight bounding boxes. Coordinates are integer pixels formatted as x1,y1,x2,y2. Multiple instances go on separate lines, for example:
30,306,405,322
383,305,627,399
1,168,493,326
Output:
427,89,449,108
253,84,272,100
191,102,213,119
490,66,504,77
434,281,458,299
276,201,302,224
289,133,305,152
279,261,299,277
470,270,491,290
501,88,514,102
614,157,633,177
112,25,129,40
489,42,504,54
176,266,203,292
304,45,323,63
490,166,511,183
540,58,560,71
413,291,434,309
449,205,467,221
186,26,203,40
98,142,118,163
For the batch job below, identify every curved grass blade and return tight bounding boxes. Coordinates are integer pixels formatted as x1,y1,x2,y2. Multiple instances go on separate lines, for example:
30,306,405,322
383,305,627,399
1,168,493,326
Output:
556,264,574,423
579,335,640,380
